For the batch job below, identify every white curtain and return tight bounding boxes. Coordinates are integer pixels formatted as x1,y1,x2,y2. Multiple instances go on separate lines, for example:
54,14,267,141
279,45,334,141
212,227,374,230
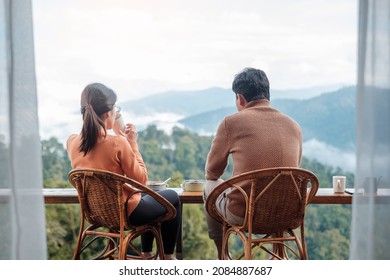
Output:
0,0,47,259
350,0,390,259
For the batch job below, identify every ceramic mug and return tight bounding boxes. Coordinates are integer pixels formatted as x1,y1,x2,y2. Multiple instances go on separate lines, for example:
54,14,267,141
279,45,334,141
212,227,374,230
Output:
363,176,381,194
333,176,346,193
181,180,205,192
113,113,125,135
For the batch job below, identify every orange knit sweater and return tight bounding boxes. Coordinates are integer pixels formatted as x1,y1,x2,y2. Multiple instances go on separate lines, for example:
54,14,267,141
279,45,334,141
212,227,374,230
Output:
67,133,148,216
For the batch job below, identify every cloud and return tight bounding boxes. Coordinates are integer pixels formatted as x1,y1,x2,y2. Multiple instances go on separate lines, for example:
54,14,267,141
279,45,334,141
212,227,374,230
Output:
32,0,358,149
303,139,356,172
32,0,357,96
120,111,184,132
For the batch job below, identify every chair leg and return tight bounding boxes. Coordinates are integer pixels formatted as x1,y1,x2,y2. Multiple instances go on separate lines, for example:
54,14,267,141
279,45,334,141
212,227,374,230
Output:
243,234,252,260
121,232,143,260
223,228,252,260
119,225,165,260
73,218,86,260
152,226,165,260
273,243,288,259
72,234,83,260
221,229,230,260
74,224,167,260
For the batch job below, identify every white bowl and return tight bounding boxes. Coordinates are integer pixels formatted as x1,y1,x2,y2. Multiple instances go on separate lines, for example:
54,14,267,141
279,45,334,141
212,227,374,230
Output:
146,181,168,192
181,180,205,192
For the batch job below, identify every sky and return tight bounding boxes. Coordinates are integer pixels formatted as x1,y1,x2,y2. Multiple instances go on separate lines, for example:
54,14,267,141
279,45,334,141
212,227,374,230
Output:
31,0,358,171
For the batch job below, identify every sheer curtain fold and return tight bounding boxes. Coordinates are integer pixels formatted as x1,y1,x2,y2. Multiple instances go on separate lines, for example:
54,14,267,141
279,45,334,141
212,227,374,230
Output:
350,0,390,259
0,0,46,259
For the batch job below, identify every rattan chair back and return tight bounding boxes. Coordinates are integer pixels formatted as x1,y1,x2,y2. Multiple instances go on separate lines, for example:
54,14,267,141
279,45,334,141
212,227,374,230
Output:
71,170,129,231
206,167,319,260
68,168,176,260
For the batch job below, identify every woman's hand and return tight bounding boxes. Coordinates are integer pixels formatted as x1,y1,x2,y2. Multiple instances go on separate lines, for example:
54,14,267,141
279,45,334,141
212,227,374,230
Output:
120,123,138,142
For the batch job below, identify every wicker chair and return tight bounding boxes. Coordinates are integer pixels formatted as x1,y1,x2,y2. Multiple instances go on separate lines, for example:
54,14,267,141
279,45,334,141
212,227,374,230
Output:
205,167,319,260
68,168,176,260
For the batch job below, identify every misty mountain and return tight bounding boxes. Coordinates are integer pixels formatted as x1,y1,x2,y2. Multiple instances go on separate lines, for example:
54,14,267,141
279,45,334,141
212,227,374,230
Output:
119,84,344,117
179,86,356,151
119,85,356,152
120,87,232,116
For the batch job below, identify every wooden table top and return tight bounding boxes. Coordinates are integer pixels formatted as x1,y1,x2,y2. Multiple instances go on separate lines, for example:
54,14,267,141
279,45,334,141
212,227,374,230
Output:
43,187,354,204
1,187,389,205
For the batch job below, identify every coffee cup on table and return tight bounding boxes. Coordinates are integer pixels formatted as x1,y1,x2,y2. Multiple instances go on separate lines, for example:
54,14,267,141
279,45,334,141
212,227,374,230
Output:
333,176,346,193
363,176,381,195
113,113,126,135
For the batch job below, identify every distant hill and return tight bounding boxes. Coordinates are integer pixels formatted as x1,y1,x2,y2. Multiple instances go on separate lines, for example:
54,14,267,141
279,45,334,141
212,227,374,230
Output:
119,84,345,117
119,85,356,151
120,87,232,116
179,86,356,151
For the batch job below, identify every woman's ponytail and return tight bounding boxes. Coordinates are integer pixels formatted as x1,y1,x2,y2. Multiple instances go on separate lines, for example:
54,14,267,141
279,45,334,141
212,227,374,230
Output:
78,83,116,156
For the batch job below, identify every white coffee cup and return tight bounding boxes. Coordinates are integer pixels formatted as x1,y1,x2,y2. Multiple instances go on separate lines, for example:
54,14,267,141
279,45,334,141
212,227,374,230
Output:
333,176,346,193
363,177,381,194
113,113,125,135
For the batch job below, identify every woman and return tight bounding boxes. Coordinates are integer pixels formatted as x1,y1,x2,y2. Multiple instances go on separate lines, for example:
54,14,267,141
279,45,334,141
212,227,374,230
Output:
67,83,180,260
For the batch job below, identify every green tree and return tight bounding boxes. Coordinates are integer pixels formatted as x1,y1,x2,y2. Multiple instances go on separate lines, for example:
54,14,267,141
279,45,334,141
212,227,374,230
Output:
173,136,199,179
45,180,79,259
182,204,216,260
301,157,354,188
305,204,351,259
141,140,166,165
139,124,170,147
170,171,184,188
41,137,71,181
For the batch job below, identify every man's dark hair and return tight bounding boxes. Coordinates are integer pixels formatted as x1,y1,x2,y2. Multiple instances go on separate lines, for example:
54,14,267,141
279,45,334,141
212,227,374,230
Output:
232,67,270,102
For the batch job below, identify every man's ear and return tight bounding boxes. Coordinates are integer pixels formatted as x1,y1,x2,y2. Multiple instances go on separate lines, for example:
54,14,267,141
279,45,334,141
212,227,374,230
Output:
237,94,247,108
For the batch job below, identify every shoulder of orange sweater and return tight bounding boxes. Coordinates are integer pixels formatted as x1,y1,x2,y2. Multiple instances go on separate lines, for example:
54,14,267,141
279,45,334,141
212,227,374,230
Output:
110,134,140,154
108,134,127,147
66,134,79,150
67,133,78,141
108,133,138,146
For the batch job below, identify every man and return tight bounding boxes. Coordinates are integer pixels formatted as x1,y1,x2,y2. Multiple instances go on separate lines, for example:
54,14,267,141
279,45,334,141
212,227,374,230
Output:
203,67,302,259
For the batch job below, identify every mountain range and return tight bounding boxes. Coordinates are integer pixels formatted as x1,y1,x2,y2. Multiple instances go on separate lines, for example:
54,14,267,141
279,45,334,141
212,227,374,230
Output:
120,86,356,152
121,84,344,115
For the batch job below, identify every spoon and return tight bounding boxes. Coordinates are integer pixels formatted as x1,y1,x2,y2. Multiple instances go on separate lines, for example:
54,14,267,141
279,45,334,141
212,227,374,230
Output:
161,177,171,185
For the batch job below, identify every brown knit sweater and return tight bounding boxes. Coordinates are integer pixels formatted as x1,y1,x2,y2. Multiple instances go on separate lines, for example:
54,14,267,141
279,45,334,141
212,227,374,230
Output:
205,99,302,216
